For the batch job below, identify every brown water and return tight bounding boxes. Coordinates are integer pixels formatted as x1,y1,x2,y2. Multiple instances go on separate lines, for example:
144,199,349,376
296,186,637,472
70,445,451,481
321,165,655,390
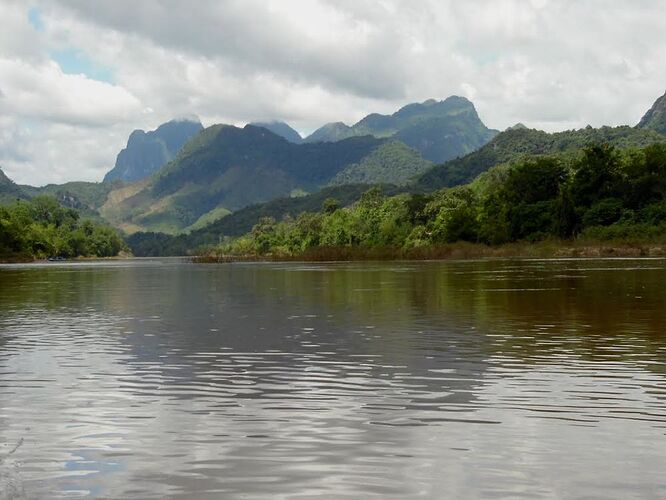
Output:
0,258,665,499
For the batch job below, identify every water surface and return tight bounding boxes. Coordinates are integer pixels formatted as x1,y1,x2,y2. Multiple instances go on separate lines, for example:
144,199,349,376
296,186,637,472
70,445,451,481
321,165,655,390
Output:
0,259,665,498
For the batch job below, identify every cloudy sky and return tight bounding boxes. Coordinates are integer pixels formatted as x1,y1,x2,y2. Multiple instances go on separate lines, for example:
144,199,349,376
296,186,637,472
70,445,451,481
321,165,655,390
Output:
1,0,665,186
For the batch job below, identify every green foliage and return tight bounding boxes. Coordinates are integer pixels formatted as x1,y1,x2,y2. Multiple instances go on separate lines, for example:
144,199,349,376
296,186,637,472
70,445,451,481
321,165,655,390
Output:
0,196,125,260
418,125,665,191
329,141,433,186
579,222,666,245
582,198,624,227
322,197,339,214
126,184,406,256
0,167,28,205
104,123,427,233
423,187,479,243
203,141,666,258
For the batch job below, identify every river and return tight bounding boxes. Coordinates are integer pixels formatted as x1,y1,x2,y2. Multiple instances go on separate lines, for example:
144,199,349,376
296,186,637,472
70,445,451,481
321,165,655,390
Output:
0,258,665,498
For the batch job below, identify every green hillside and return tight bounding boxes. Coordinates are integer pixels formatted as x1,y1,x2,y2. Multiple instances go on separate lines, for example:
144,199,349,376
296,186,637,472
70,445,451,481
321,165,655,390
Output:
329,141,432,186
20,181,119,222
0,168,27,205
200,142,666,259
304,122,354,143
101,124,420,234
126,183,406,256
417,125,666,191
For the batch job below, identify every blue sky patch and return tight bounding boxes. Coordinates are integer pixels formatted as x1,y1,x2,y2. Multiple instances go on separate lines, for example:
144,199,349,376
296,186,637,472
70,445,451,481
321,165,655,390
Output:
28,6,44,32
50,47,115,84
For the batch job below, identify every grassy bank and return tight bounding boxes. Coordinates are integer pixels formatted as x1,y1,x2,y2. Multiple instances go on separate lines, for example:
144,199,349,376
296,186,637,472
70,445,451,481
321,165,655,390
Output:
193,239,666,263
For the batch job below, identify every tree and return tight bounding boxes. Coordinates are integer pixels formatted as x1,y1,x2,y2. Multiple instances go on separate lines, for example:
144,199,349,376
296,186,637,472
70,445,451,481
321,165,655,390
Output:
571,144,621,208
321,197,339,214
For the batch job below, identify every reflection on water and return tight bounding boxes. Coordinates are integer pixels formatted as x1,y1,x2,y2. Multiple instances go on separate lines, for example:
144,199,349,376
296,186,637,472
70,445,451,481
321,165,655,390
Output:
0,258,665,498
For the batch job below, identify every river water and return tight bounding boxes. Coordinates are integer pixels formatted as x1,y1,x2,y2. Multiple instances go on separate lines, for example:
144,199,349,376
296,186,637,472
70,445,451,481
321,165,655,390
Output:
0,258,665,499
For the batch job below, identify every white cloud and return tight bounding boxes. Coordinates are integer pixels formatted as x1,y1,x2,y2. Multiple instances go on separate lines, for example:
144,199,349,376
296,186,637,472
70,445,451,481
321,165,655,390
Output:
0,0,665,185
0,59,142,127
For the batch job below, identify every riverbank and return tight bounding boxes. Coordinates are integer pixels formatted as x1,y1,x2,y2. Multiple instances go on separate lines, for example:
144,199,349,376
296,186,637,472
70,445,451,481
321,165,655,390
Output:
0,253,34,264
193,240,666,263
0,251,135,264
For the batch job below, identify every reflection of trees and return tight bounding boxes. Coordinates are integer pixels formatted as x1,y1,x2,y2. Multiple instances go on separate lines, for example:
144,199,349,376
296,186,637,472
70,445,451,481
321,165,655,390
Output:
0,262,489,412
2,259,665,392
0,265,113,311
224,260,666,372
110,263,491,415
2,260,665,369
453,260,666,370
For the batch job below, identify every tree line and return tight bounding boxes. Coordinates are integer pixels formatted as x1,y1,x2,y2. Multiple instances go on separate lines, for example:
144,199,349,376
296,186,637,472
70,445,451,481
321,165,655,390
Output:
0,196,126,260
208,143,666,258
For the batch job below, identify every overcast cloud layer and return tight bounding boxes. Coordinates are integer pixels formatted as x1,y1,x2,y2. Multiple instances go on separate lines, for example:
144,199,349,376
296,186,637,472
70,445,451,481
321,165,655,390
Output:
1,0,665,185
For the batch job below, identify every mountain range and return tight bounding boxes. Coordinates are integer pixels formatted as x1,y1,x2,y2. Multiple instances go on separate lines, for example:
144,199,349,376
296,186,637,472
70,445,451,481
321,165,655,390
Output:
101,97,493,186
302,96,498,164
99,125,429,233
3,90,665,247
94,96,498,233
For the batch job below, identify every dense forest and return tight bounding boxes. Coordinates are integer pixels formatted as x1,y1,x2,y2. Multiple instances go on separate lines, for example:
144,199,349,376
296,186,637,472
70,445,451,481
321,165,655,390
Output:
200,143,666,259
0,196,126,261
127,184,407,256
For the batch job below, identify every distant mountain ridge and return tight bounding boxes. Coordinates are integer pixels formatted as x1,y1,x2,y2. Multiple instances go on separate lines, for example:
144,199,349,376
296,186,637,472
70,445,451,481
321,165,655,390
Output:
303,96,499,163
103,118,204,183
638,90,666,135
250,121,302,143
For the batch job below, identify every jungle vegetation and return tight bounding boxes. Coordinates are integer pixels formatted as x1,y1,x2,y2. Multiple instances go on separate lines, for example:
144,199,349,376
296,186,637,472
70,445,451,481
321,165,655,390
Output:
202,143,666,259
0,196,126,261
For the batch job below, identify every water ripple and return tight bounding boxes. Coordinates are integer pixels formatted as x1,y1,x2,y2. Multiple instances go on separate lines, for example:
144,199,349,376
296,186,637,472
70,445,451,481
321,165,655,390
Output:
0,259,665,498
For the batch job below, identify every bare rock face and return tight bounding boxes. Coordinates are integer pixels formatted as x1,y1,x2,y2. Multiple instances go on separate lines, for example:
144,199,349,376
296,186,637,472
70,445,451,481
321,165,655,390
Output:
103,118,204,183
